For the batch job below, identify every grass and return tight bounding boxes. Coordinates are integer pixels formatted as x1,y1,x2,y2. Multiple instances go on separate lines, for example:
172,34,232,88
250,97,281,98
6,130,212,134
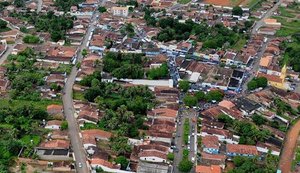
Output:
231,36,247,51
272,16,300,37
73,91,85,101
53,64,73,75
183,118,190,145
0,27,11,33
20,135,41,147
247,0,264,9
279,7,296,18
80,123,99,130
0,99,62,109
178,0,191,4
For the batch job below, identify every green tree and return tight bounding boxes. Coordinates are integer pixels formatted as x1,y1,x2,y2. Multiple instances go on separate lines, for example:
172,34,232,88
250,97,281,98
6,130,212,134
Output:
14,0,25,7
167,153,174,161
82,49,88,57
147,63,168,79
23,35,40,44
178,159,193,172
183,95,198,107
0,19,7,29
256,77,268,88
232,6,243,16
195,91,205,101
247,80,258,90
206,90,224,102
110,136,132,155
98,6,107,13
115,156,129,170
251,114,266,126
179,80,190,92
61,121,68,130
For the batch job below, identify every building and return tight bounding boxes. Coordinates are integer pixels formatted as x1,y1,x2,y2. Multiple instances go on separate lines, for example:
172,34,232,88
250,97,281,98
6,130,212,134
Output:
257,64,289,90
202,135,220,154
196,165,222,173
226,144,259,158
35,140,71,161
111,7,129,17
45,120,62,130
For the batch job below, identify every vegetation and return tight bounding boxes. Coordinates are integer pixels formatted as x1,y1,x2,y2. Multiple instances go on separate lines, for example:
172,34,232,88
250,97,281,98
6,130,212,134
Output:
98,6,107,13
14,0,25,7
11,11,74,42
147,63,168,79
251,114,267,126
274,98,298,117
183,95,198,107
247,77,268,90
205,90,224,102
232,6,243,16
54,0,84,11
218,114,271,145
151,17,241,49
0,19,10,32
23,35,40,44
103,52,144,79
229,153,279,173
115,156,129,170
6,48,45,101
121,23,135,37
183,118,190,145
178,80,190,92
178,146,193,172
61,121,68,130
167,153,174,161
110,136,132,155
280,34,300,72
177,0,191,4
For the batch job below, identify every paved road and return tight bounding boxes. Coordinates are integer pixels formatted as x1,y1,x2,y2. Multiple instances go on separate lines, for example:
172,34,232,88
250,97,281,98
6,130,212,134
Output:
37,0,42,12
62,9,99,173
251,0,284,35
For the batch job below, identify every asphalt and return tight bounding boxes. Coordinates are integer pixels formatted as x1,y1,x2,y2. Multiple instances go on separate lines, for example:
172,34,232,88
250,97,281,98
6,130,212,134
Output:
62,9,99,173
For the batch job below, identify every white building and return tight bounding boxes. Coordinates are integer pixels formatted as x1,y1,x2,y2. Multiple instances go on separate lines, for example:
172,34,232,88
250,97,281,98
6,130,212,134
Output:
111,7,129,17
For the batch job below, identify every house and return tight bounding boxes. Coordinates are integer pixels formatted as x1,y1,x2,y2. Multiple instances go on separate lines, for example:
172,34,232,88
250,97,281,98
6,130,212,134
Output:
45,120,62,130
195,165,222,173
200,152,226,166
89,34,106,53
263,18,281,28
44,46,77,64
201,126,238,144
234,97,261,116
47,104,64,118
257,65,289,90
226,144,259,158
89,158,129,173
139,150,167,163
77,109,99,125
45,73,66,87
35,140,71,161
202,135,220,154
81,129,112,149
147,108,177,121
111,6,129,17
145,130,173,144
136,161,169,173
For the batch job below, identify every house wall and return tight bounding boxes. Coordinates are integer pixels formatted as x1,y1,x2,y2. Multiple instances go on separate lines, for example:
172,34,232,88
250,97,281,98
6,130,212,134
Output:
203,147,219,154
139,156,166,163
91,165,134,173
145,136,172,144
45,125,61,130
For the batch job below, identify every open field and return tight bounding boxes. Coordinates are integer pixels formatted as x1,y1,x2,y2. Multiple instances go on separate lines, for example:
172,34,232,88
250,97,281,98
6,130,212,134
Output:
202,0,250,7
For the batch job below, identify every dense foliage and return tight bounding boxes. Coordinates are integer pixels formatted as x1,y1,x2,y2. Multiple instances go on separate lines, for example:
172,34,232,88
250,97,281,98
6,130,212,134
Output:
11,12,74,42
23,35,40,44
0,103,48,172
232,6,243,16
281,34,300,72
183,95,198,107
218,114,271,145
82,81,154,137
178,80,190,92
178,146,193,172
147,63,169,79
247,77,268,90
151,17,240,49
229,153,279,173
6,48,45,100
103,52,145,79
54,0,84,11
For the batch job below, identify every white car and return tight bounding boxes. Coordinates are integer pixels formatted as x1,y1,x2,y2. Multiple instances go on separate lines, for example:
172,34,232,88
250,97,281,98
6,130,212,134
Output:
78,163,82,168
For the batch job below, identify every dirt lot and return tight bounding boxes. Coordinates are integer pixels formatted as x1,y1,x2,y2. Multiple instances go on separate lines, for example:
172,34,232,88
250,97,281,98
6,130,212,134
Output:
202,0,248,6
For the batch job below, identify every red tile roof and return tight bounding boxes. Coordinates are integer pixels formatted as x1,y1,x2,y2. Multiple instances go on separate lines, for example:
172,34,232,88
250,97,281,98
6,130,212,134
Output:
196,165,222,173
39,140,70,149
202,135,219,149
227,144,258,155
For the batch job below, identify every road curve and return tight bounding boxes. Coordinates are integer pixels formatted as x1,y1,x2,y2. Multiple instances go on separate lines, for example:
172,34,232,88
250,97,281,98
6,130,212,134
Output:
279,120,300,173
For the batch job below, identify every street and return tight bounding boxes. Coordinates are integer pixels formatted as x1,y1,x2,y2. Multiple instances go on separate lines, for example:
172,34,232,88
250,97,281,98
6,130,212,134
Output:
62,8,100,173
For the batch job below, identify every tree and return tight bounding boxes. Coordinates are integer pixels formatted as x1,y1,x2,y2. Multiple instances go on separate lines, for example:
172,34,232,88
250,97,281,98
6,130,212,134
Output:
195,91,205,101
23,35,40,44
205,90,224,102
110,136,132,155
98,6,107,13
147,63,168,79
251,114,266,126
256,77,268,88
14,0,25,7
218,114,233,127
183,95,198,107
232,6,243,16
247,80,258,90
82,49,88,57
179,80,190,92
167,153,174,161
115,156,129,170
61,121,68,130
178,159,193,172
0,19,7,29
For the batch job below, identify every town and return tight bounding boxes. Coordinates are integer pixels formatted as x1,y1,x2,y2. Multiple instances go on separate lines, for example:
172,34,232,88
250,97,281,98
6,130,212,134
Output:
0,0,299,173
